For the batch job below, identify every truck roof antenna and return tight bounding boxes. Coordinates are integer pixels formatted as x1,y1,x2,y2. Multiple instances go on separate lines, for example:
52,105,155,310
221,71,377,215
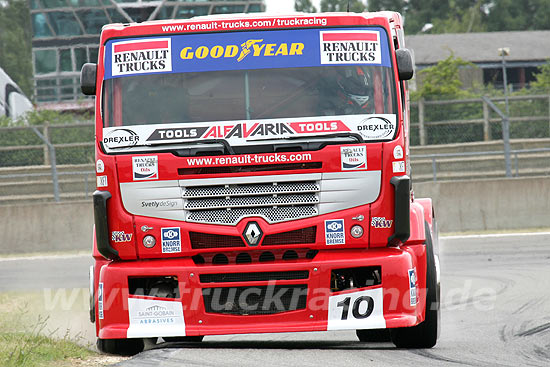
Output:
347,0,350,12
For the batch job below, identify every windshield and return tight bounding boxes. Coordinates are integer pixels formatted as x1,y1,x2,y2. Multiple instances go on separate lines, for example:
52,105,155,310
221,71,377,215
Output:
104,65,395,126
101,27,398,151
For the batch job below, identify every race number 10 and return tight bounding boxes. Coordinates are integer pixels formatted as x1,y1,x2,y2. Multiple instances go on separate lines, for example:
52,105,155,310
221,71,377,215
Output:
337,295,374,320
327,288,385,330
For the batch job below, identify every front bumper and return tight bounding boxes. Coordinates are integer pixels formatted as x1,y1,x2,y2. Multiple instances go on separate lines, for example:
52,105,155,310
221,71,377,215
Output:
96,245,427,339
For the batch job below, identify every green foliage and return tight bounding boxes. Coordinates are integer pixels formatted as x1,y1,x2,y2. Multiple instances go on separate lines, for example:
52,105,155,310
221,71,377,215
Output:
320,0,366,13
295,0,317,12
0,0,33,98
366,0,550,34
413,55,474,100
485,0,550,31
530,61,550,93
367,0,407,13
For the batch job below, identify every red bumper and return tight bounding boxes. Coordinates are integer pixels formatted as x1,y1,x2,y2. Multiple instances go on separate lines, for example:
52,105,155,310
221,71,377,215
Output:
96,245,427,339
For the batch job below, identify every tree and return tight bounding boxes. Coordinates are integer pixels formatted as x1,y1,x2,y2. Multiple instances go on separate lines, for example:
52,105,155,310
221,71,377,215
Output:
320,0,366,13
414,55,473,100
530,61,550,93
295,0,317,12
0,0,33,98
367,0,407,14
485,0,550,31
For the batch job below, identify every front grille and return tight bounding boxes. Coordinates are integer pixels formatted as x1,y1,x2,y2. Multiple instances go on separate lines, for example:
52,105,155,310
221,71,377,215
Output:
182,182,319,198
184,194,318,210
202,284,308,315
199,271,309,283
262,227,317,246
189,232,245,249
181,180,320,225
187,206,317,225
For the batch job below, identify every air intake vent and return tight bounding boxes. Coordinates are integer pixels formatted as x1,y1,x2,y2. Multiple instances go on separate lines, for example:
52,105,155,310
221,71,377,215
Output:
199,271,309,283
178,162,322,175
202,285,308,315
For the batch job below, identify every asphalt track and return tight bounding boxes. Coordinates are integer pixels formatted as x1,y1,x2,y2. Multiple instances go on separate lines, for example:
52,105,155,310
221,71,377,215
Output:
1,233,549,366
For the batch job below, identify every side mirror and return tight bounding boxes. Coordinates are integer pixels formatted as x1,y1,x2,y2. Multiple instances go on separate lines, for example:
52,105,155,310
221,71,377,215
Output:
81,63,97,95
396,48,414,80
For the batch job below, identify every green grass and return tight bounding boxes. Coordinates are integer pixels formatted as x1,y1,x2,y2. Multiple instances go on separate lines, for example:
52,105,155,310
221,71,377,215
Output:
0,294,97,367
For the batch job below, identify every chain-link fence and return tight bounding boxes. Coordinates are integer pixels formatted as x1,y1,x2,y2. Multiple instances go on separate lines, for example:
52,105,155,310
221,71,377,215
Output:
410,94,550,146
0,122,94,205
409,94,550,182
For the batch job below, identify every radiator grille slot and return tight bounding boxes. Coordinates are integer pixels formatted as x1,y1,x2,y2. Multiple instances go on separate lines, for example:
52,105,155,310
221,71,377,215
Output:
199,271,309,283
262,227,317,246
202,285,308,315
182,182,319,198
189,232,245,249
184,194,318,210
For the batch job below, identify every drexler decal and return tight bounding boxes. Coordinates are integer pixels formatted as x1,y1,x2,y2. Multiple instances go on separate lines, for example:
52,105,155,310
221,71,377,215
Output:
103,128,139,149
357,117,396,140
320,30,381,65
112,38,172,77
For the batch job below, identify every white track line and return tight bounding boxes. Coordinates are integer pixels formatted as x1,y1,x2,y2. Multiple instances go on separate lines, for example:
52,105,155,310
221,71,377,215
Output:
0,253,90,262
442,231,550,240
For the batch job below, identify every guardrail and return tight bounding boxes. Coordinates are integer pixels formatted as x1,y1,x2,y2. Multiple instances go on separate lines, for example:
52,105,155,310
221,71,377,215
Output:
414,147,550,182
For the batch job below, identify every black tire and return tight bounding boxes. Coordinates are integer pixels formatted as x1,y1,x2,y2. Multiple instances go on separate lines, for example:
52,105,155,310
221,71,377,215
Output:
97,338,145,356
163,336,204,343
390,221,440,348
356,328,391,342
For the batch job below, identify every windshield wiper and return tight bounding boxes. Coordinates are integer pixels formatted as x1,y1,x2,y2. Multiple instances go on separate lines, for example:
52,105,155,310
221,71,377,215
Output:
105,139,235,156
249,132,365,144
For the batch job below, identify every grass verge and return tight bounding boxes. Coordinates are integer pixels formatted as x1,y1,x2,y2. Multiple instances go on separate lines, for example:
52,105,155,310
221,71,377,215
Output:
0,293,125,367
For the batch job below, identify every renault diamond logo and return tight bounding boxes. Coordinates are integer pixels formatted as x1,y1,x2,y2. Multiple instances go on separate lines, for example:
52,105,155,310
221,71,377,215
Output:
243,222,263,246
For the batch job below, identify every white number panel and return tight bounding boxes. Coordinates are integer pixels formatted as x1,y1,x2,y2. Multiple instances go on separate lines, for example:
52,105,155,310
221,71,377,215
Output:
327,288,386,330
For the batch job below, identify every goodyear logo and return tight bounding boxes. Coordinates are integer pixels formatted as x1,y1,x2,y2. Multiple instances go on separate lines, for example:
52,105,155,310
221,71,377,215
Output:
180,39,305,62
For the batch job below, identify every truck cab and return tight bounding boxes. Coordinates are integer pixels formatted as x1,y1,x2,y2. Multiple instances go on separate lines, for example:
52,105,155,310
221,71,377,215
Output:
82,11,440,355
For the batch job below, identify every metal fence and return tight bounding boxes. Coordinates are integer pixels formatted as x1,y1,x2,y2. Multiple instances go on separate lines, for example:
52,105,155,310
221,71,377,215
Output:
411,94,550,146
0,122,94,204
1,94,549,203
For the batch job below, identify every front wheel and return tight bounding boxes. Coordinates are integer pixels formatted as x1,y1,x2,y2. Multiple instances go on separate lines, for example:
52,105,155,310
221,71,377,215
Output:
97,338,144,356
356,329,391,342
390,221,440,348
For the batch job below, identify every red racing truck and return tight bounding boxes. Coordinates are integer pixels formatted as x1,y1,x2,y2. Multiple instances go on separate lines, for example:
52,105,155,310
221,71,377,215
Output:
81,11,440,355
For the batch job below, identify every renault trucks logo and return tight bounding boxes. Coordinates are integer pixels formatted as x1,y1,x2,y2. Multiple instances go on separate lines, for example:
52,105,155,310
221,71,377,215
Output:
180,39,304,62
132,156,158,181
320,31,381,64
112,38,172,76
243,222,263,246
341,146,367,171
